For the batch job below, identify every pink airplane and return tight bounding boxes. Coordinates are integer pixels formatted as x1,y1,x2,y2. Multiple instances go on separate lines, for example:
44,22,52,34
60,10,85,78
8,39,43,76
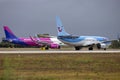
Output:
3,26,63,49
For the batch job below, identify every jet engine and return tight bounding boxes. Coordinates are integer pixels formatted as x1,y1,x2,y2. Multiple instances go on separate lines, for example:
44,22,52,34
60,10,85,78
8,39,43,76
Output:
49,43,60,49
97,43,107,50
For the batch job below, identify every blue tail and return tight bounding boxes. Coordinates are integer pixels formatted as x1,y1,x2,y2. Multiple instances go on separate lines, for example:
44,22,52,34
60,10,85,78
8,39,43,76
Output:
3,26,18,39
56,16,69,36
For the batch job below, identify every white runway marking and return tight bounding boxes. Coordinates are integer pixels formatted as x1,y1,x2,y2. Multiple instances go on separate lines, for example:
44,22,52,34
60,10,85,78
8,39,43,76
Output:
0,50,120,54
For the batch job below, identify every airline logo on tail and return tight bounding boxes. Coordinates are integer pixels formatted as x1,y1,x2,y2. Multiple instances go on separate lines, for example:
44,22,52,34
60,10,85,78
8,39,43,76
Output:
58,27,62,32
56,16,70,36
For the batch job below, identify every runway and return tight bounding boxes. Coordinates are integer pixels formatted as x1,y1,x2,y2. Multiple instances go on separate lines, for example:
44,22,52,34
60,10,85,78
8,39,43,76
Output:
0,50,120,54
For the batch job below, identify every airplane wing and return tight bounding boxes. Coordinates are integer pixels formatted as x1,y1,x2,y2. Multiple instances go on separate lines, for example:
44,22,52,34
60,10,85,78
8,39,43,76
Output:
29,36,51,47
30,35,61,49
29,36,43,46
102,39,119,44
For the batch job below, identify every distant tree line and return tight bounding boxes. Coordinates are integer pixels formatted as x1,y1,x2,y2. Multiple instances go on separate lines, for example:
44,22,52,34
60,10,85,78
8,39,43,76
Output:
109,40,120,49
0,41,36,48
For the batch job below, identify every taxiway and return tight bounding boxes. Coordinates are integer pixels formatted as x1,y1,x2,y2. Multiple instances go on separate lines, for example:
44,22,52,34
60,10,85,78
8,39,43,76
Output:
0,50,120,54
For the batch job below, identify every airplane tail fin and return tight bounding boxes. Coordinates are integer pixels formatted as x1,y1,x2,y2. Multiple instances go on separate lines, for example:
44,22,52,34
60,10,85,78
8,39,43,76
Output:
3,26,18,39
56,16,69,36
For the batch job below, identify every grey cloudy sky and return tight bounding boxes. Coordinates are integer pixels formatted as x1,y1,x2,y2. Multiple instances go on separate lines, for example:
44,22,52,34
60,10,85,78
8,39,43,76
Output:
0,0,120,39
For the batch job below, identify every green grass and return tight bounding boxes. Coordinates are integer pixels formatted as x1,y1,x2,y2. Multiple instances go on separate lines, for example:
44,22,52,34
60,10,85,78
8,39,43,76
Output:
0,53,120,80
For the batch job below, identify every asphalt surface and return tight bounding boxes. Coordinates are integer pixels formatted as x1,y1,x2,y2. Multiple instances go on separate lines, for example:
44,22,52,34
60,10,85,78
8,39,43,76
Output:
0,50,120,54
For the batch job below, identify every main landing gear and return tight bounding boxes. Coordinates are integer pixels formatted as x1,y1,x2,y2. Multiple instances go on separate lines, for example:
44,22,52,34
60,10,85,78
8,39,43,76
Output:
75,46,82,50
88,47,93,50
40,45,49,50
75,46,94,50
75,46,106,51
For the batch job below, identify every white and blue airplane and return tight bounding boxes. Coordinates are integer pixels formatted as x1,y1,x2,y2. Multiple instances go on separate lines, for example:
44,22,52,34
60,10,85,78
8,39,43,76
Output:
56,16,111,50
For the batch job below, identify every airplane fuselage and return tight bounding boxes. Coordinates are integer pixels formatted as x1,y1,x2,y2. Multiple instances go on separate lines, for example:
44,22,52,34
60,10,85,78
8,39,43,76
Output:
5,37,61,48
58,35,111,48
